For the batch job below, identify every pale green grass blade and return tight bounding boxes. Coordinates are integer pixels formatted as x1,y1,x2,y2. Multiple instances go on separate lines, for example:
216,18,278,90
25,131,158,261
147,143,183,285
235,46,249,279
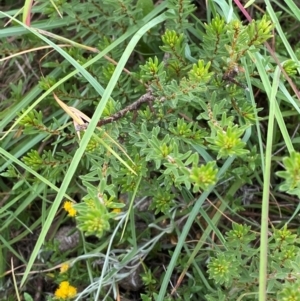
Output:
278,82,300,114
242,56,265,174
265,0,300,65
212,0,236,21
191,144,214,162
121,175,142,243
0,190,28,216
95,136,137,175
22,0,33,25
258,66,280,301
0,234,26,266
277,0,300,20
0,15,86,38
250,52,294,154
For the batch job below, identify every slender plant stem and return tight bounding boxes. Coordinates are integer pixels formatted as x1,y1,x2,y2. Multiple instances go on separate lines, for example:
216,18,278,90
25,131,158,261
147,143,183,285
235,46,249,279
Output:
258,67,280,301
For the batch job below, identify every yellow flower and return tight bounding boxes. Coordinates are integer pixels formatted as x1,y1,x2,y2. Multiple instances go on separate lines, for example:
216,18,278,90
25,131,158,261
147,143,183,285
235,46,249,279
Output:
63,201,72,211
54,281,77,299
111,208,122,214
63,201,77,217
68,207,77,217
60,263,70,274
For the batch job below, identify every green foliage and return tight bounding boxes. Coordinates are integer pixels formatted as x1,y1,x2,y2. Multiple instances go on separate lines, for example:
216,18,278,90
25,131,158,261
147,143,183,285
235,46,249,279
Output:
282,60,300,77
23,293,34,301
277,152,300,198
74,174,126,237
165,0,196,31
207,224,300,300
206,125,249,159
1,0,299,300
189,160,218,191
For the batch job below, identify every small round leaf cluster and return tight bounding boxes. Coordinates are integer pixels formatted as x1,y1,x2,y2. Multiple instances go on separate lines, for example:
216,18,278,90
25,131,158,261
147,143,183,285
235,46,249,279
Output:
282,60,299,77
189,161,218,192
74,198,110,238
277,152,300,198
188,60,214,83
207,125,249,159
226,223,256,245
278,281,300,301
161,29,184,53
207,253,240,286
150,188,175,214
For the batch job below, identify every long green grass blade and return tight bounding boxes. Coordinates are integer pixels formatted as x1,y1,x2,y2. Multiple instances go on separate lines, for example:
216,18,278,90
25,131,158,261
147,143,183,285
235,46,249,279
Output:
258,66,280,301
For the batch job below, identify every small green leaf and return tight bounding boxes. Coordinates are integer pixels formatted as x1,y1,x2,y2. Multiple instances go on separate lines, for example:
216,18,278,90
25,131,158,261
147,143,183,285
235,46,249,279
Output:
136,0,154,17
